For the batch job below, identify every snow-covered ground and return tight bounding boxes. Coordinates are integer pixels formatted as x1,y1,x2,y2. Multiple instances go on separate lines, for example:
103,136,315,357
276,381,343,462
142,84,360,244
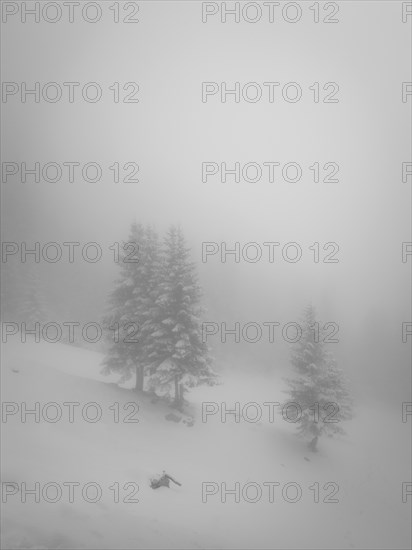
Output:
1,339,411,549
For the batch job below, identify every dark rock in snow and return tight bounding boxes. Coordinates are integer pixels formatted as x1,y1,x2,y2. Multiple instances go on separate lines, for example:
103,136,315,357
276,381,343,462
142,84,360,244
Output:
150,472,182,489
165,412,181,423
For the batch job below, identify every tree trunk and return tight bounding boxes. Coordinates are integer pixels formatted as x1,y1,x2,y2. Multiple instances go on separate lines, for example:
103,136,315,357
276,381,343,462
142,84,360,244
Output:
308,435,318,452
173,375,185,409
135,365,144,392
174,375,180,406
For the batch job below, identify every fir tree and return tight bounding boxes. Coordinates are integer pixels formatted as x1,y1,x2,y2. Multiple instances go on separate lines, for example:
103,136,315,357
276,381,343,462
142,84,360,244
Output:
282,304,353,451
102,222,147,389
19,266,49,326
132,224,163,387
147,225,216,407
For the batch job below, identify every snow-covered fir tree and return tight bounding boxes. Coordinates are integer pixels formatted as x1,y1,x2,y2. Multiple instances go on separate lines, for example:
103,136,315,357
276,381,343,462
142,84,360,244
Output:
131,224,163,388
102,222,148,389
147,225,216,408
282,304,353,451
135,226,163,374
19,266,49,326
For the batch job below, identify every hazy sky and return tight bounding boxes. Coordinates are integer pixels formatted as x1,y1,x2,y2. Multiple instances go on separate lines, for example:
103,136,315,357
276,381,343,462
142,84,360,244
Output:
1,1,411,399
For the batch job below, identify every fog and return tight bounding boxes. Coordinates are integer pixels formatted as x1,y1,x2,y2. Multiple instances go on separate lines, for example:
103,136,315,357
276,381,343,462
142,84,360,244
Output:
1,1,411,548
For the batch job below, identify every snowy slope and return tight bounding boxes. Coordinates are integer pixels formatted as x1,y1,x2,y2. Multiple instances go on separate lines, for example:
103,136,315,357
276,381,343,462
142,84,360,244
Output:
1,339,411,549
